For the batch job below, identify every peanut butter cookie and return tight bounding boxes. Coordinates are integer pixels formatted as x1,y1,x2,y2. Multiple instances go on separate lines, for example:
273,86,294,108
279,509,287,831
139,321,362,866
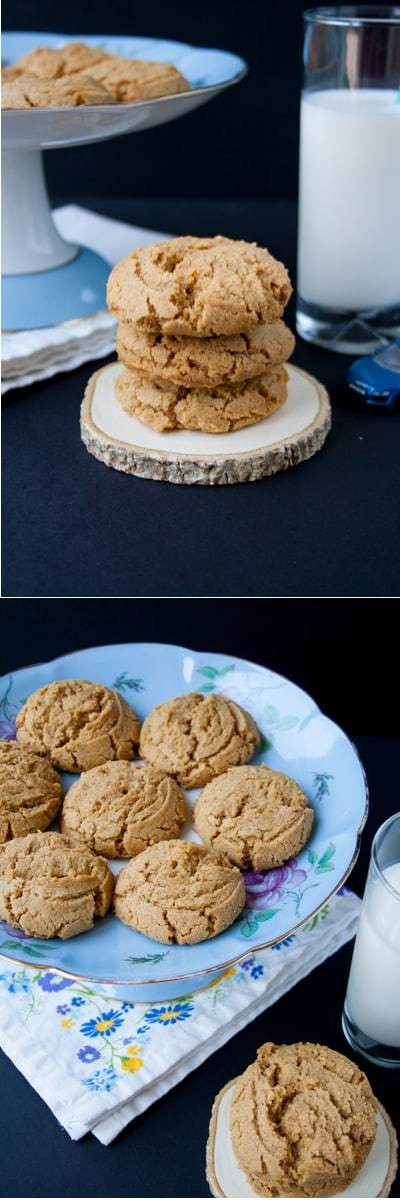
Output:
0,740,62,843
115,365,288,433
88,55,188,102
140,692,260,788
1,73,114,108
230,1041,376,1197
61,760,186,857
194,765,313,869
0,831,113,939
16,679,140,773
113,839,245,944
107,237,292,337
117,320,295,389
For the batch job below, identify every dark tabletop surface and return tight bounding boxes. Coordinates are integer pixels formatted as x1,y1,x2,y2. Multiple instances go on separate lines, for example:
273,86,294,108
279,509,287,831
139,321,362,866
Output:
0,732,399,1198
3,198,400,599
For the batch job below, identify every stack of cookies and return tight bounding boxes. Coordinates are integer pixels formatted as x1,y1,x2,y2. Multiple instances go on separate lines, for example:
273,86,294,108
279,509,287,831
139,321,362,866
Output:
107,235,295,433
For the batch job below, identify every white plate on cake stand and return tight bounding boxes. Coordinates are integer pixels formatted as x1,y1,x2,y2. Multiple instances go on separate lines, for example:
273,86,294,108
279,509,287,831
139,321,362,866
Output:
2,33,246,329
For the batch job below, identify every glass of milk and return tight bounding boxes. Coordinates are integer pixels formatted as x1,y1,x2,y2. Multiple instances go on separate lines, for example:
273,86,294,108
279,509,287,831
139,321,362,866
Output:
343,811,400,1066
297,8,400,353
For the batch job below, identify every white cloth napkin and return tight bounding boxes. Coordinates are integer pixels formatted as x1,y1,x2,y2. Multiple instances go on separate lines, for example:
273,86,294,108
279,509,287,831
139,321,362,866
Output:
1,205,169,394
0,889,359,1144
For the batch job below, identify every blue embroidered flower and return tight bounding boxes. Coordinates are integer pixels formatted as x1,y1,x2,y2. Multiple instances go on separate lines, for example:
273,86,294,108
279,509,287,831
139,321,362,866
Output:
0,972,31,994
56,1004,71,1015
144,1001,194,1026
38,972,71,992
77,1046,101,1064
70,996,86,1007
136,1025,150,1034
83,1067,118,1093
80,1009,125,1038
271,935,295,950
121,1002,134,1012
250,964,264,978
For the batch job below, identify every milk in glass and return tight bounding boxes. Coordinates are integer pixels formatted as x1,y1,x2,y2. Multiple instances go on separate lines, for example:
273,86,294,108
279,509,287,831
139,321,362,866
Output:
346,862,400,1047
297,89,400,312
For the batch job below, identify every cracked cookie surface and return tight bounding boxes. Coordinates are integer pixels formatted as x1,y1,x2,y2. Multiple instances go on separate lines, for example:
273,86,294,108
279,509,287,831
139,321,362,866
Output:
88,55,188,102
230,1041,376,1197
140,692,260,788
15,43,108,79
0,830,113,939
115,365,288,433
0,740,62,843
16,679,140,773
107,236,292,337
113,838,245,944
1,73,113,108
194,765,313,869
61,760,187,857
117,320,295,389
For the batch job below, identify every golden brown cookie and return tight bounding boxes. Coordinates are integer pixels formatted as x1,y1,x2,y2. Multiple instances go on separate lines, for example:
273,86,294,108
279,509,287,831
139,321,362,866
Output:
15,43,108,79
1,65,23,81
0,740,62,843
113,839,245,944
115,365,288,433
107,237,292,337
140,692,260,788
230,1042,376,1197
117,320,295,389
194,765,313,869
88,55,188,102
1,73,114,108
56,42,109,76
60,761,187,857
0,831,113,939
16,679,140,773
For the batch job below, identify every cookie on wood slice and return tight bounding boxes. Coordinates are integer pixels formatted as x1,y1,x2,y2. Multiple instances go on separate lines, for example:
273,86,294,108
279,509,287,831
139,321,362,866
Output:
113,839,245,944
207,1044,398,1198
16,679,141,773
140,691,260,788
61,761,187,857
81,362,331,486
107,236,292,336
117,320,295,389
0,831,114,939
194,764,314,869
115,365,288,433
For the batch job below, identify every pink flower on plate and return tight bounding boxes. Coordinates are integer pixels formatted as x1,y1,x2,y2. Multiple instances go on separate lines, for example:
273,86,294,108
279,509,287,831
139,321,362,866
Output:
0,718,17,741
244,861,308,910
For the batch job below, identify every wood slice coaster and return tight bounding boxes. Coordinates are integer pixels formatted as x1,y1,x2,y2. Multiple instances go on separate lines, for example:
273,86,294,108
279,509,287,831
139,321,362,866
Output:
206,1077,398,1199
81,362,331,486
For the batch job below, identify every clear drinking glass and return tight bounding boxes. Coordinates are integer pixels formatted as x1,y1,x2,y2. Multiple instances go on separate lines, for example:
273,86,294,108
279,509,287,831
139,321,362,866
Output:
296,7,400,353
342,812,400,1067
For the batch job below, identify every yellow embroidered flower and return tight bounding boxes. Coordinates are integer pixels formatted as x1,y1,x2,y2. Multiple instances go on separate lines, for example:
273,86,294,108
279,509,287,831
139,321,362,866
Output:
126,1044,141,1056
121,1054,143,1073
95,1017,118,1033
60,1017,75,1028
207,967,236,988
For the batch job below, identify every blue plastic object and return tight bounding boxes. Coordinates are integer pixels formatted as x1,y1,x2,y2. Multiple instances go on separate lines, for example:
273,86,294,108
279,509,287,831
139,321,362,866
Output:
347,339,400,409
2,247,110,330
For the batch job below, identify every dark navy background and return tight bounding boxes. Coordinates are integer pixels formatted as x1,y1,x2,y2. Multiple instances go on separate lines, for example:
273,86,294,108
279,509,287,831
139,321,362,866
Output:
0,600,399,1196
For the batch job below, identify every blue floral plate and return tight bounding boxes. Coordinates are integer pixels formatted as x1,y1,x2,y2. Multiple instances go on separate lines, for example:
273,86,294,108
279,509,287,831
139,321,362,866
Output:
0,643,368,1001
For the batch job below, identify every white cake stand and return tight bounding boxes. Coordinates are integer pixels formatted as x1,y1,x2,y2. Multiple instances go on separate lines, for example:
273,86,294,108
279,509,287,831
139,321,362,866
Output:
2,32,246,330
